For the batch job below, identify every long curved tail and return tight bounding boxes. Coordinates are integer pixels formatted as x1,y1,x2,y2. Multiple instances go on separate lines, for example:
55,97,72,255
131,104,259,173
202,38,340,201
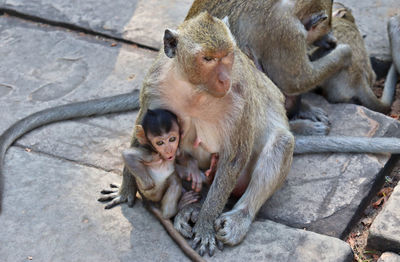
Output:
0,90,140,213
295,136,400,154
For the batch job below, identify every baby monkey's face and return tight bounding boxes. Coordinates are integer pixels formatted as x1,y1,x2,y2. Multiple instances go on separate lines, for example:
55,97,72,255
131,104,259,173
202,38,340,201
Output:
148,121,180,161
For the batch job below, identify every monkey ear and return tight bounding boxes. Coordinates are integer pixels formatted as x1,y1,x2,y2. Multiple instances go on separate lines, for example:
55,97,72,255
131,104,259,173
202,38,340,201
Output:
164,29,178,58
135,125,148,145
222,16,230,28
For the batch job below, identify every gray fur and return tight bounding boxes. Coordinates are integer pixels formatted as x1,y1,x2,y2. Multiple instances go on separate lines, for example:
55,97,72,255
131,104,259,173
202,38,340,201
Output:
295,136,400,154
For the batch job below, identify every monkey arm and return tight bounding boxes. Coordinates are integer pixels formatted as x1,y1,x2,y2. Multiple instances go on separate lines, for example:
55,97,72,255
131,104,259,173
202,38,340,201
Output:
389,15,400,73
275,42,351,96
122,147,156,191
176,153,203,192
191,153,244,256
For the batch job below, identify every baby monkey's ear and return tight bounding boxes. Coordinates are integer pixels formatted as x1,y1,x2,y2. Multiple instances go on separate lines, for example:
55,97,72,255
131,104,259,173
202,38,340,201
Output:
135,125,148,145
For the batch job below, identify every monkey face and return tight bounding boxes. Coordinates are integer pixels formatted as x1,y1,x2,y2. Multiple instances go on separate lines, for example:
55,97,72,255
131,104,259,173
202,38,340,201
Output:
148,122,180,161
193,50,234,97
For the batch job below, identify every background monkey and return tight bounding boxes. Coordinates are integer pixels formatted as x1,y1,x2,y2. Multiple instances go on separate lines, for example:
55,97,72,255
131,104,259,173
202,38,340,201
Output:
389,15,400,76
315,3,399,113
186,0,352,136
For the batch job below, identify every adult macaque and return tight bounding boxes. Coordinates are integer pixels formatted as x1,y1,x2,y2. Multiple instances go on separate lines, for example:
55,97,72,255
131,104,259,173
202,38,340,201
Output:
315,3,398,113
104,12,295,256
186,0,352,136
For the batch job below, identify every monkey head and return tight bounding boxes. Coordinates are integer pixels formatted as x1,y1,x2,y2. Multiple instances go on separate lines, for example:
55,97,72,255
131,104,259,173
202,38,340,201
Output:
163,12,235,98
147,121,180,161
332,2,355,23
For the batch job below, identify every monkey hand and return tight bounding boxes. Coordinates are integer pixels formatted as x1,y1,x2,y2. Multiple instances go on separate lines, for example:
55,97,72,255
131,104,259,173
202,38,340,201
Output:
98,183,136,209
174,203,201,238
334,43,352,68
192,217,223,256
176,161,203,192
178,191,201,210
215,208,252,246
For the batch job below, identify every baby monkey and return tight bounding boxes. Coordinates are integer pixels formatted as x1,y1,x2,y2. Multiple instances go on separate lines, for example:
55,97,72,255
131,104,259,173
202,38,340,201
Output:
122,109,209,219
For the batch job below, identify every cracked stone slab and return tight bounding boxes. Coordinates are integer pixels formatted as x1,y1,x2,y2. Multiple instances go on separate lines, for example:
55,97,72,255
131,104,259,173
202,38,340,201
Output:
378,252,400,262
1,1,397,66
0,148,353,262
0,0,192,50
338,0,400,70
258,94,400,238
368,184,400,253
0,15,158,171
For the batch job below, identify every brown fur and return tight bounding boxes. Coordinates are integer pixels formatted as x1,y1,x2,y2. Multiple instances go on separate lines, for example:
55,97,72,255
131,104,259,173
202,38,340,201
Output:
101,12,294,256
318,3,396,113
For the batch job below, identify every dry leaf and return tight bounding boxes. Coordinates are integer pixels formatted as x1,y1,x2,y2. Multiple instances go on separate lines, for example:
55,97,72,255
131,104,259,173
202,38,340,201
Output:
111,43,117,47
372,196,385,208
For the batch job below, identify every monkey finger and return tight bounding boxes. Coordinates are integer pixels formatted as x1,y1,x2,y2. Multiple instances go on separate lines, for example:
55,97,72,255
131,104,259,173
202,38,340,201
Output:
127,194,135,207
177,223,193,238
100,189,118,194
104,196,126,209
217,240,224,251
208,238,216,257
214,217,225,232
98,192,119,202
192,236,201,250
190,208,200,223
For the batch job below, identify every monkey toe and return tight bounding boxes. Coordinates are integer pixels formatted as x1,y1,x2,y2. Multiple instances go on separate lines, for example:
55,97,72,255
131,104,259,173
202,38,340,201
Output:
192,231,216,257
100,189,118,194
104,196,127,209
98,192,119,202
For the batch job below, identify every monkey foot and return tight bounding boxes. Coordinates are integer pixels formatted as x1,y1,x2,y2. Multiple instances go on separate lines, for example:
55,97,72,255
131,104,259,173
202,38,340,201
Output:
98,183,136,209
174,203,200,238
297,103,330,125
215,208,252,246
192,219,223,257
290,119,330,136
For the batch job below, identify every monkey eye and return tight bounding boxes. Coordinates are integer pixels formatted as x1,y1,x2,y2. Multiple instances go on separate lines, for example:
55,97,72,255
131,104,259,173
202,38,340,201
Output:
203,56,214,62
156,141,164,146
169,137,176,142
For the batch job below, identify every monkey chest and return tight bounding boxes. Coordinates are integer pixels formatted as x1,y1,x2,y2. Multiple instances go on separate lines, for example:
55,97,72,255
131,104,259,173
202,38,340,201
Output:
142,162,175,202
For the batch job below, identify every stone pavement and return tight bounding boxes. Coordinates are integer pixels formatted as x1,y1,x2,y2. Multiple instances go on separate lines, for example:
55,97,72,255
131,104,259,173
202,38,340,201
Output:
0,1,399,261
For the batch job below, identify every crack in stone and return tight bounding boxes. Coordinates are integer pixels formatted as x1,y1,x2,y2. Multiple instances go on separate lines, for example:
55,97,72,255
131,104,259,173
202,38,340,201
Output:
0,8,159,52
13,144,120,175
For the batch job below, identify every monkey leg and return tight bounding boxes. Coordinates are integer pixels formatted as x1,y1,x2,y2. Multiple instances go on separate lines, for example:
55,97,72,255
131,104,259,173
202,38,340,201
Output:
161,174,182,219
389,16,400,73
215,129,294,246
98,167,138,209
